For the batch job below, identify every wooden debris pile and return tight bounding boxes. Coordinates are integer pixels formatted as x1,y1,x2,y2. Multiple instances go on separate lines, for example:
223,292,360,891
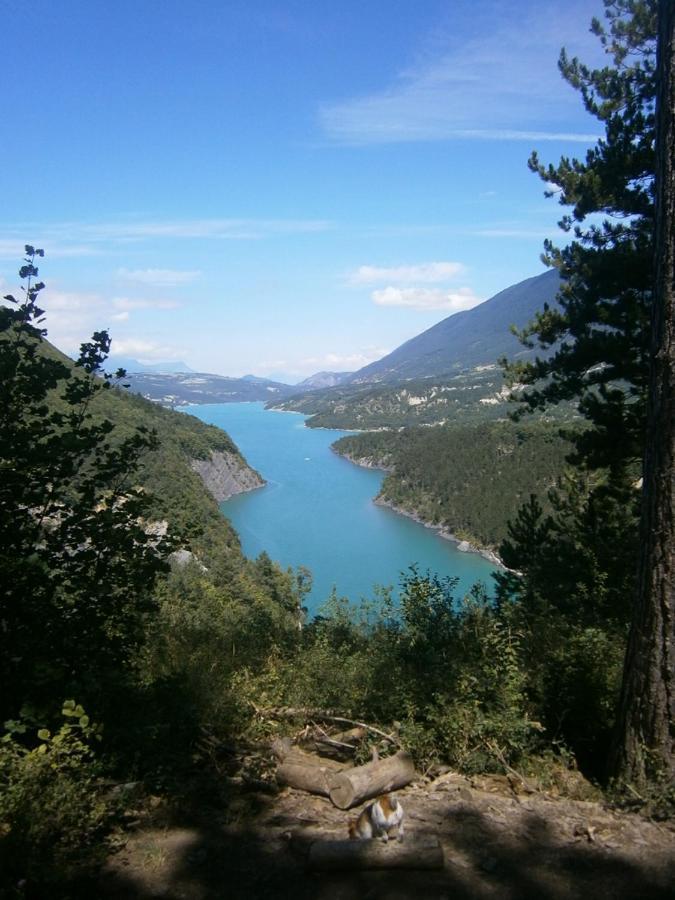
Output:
256,706,444,870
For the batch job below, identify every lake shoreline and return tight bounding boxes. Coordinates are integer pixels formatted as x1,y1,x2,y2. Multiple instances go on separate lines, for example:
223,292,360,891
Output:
189,402,498,610
374,496,504,569
335,448,504,569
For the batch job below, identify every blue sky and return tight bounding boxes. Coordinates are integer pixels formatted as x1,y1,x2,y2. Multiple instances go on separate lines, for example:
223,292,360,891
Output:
1,0,604,381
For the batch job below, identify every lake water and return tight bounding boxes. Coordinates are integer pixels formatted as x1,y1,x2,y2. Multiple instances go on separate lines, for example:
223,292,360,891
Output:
186,402,497,615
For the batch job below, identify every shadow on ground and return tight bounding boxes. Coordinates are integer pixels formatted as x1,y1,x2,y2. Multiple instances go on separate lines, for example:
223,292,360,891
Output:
92,782,675,900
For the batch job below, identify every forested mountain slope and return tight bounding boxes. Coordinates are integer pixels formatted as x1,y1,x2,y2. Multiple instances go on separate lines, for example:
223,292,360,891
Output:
28,338,267,569
270,269,564,429
273,367,506,428
334,420,574,549
270,365,577,430
92,385,265,554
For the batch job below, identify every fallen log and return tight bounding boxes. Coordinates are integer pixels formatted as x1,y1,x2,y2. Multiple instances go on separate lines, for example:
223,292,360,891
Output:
272,737,348,796
328,750,416,809
277,757,341,797
307,836,443,871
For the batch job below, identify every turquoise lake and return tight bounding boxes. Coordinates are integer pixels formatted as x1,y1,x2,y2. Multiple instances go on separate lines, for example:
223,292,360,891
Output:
186,402,497,615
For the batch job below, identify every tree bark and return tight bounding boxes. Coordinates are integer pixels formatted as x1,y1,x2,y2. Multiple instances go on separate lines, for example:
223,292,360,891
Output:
272,738,346,797
307,835,443,871
276,760,342,797
327,751,416,809
609,2,675,787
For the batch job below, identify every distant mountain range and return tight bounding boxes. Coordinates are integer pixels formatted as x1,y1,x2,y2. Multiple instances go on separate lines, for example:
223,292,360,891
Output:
345,269,559,384
120,270,560,411
269,270,565,428
121,372,301,406
120,367,358,406
295,371,353,390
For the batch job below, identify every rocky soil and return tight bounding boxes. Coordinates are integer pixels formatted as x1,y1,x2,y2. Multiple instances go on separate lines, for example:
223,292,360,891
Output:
99,767,675,900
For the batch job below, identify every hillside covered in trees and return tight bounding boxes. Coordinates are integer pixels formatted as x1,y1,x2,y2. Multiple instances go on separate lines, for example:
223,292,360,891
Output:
335,421,574,549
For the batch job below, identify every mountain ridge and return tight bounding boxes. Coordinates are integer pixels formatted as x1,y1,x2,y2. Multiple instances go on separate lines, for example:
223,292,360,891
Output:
346,268,559,384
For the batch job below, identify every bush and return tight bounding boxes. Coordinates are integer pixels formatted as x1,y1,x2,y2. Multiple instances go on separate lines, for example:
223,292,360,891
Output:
236,572,543,774
0,705,112,891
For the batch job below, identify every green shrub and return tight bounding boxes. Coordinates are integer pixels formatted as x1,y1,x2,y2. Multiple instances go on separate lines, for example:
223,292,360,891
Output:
233,573,543,775
0,704,112,890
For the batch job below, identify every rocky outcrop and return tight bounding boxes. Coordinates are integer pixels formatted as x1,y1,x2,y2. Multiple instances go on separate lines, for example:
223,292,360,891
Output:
333,449,393,472
190,450,265,503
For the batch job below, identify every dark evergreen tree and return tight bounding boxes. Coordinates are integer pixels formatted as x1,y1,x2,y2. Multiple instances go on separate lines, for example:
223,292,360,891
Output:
497,1,659,777
504,0,657,482
0,248,172,723
610,0,675,789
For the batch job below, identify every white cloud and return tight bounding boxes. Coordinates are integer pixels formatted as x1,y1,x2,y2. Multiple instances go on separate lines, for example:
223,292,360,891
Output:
116,268,201,287
8,217,332,242
29,289,107,354
0,218,335,262
42,290,103,312
372,286,482,312
110,338,185,361
349,261,464,285
26,287,180,355
453,129,598,142
299,348,391,372
111,296,180,311
257,358,289,370
319,2,602,146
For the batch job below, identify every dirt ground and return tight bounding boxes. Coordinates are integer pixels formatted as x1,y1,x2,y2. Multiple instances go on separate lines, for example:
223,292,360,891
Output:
98,769,675,900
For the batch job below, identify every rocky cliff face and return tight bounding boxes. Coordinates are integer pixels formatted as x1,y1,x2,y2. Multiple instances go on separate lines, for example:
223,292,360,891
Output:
190,451,264,503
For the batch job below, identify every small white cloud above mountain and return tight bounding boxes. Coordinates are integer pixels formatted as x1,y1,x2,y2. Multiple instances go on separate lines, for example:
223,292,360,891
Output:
111,338,186,361
372,286,482,312
299,347,390,373
112,296,180,311
116,268,201,287
349,261,465,285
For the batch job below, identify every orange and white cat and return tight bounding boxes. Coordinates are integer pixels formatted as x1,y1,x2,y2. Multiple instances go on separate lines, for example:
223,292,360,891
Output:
348,793,404,842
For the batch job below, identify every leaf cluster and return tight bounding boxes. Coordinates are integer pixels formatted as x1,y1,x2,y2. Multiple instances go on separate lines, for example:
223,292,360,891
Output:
0,705,111,891
0,248,173,724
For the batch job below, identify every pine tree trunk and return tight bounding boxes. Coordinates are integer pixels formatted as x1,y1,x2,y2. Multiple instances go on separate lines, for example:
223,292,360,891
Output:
609,2,675,787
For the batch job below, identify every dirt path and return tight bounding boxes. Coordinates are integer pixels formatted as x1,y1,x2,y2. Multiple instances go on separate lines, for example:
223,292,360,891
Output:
99,771,675,899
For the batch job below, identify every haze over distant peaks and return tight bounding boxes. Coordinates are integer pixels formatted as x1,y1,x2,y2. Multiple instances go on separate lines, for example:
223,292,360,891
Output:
105,356,195,375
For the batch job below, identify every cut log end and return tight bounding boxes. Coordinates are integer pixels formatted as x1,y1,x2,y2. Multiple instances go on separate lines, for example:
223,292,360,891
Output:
328,750,416,809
